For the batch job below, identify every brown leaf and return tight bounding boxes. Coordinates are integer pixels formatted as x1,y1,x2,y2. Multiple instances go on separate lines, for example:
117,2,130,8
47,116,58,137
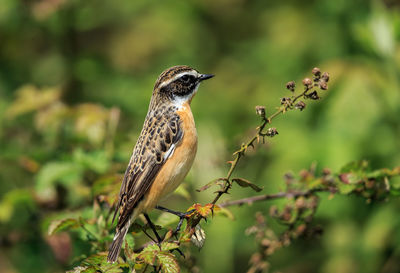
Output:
232,178,263,192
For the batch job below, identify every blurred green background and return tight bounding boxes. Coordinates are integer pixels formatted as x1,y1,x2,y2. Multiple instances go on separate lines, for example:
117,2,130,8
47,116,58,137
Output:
1,0,400,272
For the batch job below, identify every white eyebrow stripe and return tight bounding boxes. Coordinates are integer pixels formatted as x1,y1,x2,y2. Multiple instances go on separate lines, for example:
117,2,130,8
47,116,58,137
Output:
158,71,198,89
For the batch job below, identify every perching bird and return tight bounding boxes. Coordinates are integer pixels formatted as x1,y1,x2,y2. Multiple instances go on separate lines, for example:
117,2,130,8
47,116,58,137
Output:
107,65,214,263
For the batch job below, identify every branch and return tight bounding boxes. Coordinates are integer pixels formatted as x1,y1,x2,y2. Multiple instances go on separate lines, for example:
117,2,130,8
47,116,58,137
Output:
210,69,330,206
219,189,326,208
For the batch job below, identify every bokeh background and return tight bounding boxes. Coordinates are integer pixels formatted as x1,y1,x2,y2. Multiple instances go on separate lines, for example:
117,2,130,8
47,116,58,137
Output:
1,0,400,272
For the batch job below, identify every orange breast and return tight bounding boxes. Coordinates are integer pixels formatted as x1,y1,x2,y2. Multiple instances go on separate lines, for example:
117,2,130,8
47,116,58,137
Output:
141,102,197,212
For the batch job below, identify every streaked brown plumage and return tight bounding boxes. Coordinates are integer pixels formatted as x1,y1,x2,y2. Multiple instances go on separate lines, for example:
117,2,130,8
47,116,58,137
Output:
107,65,214,263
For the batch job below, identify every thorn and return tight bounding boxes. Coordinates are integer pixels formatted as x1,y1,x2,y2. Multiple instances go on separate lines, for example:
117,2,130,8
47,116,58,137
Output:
173,248,186,258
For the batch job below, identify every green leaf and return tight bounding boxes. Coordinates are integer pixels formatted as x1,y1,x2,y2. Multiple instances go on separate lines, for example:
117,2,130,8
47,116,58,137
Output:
340,160,369,173
124,233,135,249
141,241,178,253
66,266,92,273
337,182,357,195
338,173,363,184
82,253,128,273
35,161,83,200
137,249,158,265
48,218,80,235
160,241,180,251
232,178,263,192
0,189,34,223
123,233,135,259
389,188,400,196
214,206,235,220
73,148,110,174
158,252,180,273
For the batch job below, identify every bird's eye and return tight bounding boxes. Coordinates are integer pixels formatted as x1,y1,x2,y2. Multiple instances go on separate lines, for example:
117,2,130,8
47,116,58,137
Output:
181,75,190,82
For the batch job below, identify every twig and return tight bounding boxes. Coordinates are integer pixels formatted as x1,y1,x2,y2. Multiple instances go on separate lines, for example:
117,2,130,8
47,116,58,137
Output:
219,189,325,208
211,86,313,206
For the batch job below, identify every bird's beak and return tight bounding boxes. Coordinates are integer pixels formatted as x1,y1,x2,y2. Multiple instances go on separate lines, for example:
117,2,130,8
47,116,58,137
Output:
199,74,215,81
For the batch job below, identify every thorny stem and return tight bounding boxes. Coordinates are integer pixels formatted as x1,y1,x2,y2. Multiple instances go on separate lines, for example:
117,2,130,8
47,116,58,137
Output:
219,189,326,208
211,87,313,206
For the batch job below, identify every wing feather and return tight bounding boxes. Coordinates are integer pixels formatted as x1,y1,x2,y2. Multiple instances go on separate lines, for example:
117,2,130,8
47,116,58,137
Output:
112,106,183,230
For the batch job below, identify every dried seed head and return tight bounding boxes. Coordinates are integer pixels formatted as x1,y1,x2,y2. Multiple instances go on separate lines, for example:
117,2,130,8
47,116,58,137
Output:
280,97,292,106
312,67,321,77
255,105,266,117
322,72,330,82
302,78,312,88
286,81,296,92
319,81,328,90
295,101,306,111
306,91,320,100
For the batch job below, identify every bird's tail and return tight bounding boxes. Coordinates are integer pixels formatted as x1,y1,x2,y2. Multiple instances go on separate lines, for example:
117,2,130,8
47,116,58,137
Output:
107,219,130,263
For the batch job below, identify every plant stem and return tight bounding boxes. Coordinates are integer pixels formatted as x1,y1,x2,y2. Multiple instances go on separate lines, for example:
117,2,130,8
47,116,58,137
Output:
219,189,325,207
210,87,311,206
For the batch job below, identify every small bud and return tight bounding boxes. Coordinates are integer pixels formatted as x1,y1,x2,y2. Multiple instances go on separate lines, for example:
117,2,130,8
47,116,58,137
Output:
285,81,296,92
269,206,279,217
312,67,321,76
266,127,278,137
319,81,328,90
261,238,271,248
295,101,306,111
283,172,294,183
255,211,265,225
322,168,331,176
321,72,330,82
365,180,375,189
302,78,312,88
282,205,293,221
296,224,307,235
295,197,306,210
255,105,266,117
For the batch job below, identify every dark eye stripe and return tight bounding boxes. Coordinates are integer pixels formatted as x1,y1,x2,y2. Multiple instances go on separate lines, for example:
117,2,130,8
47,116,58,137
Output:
179,74,195,83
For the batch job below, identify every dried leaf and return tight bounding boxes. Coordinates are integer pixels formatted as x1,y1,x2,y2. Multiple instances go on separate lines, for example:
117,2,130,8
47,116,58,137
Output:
232,178,263,192
196,178,225,192
191,225,206,249
187,203,214,217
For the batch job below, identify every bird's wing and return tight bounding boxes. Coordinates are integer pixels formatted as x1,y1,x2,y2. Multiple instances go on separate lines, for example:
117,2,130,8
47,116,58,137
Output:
113,106,183,231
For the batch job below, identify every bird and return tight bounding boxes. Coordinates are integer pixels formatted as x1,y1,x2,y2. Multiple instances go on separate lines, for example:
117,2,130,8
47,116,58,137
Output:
107,65,214,263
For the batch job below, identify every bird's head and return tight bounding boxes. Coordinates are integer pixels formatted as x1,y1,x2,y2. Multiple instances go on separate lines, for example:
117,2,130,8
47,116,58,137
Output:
152,65,214,107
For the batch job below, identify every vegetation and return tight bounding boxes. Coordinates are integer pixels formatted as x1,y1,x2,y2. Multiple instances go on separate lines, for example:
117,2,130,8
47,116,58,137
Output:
1,0,400,273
